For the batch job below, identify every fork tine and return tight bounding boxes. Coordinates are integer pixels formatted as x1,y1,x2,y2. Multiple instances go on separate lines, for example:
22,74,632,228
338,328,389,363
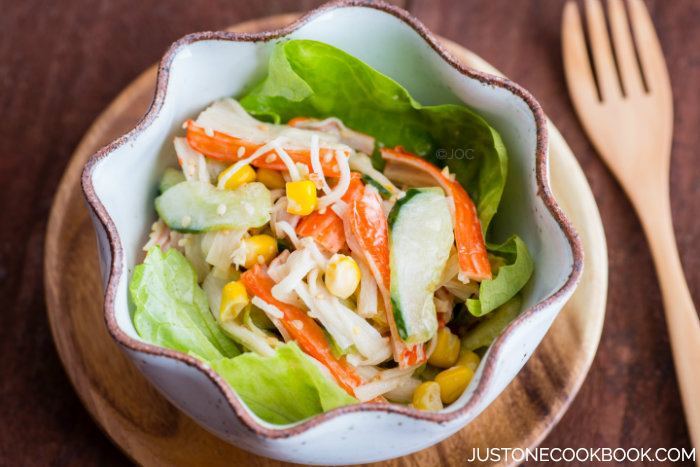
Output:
562,1,599,105
585,0,622,100
626,0,671,94
607,0,645,96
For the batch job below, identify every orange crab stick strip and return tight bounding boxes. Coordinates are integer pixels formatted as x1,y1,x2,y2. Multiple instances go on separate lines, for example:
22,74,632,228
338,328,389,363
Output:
346,184,426,368
241,265,362,395
295,173,364,253
381,148,492,282
184,120,342,177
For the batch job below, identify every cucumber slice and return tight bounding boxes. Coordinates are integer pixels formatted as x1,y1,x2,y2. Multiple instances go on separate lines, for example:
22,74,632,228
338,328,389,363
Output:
158,167,186,193
155,181,271,233
389,188,454,344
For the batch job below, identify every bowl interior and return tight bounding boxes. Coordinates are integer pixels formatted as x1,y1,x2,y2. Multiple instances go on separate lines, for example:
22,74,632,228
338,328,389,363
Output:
89,4,574,416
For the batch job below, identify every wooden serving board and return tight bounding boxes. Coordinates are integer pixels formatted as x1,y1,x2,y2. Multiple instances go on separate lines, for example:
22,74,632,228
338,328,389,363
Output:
44,13,608,467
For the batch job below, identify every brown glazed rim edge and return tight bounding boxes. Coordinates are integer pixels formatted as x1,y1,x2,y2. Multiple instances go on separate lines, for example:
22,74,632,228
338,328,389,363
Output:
80,0,584,440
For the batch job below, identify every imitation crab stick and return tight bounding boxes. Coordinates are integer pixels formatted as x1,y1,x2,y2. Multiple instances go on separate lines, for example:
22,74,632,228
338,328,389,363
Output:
295,173,364,253
381,148,492,282
240,265,362,395
185,120,342,177
288,117,375,155
346,184,426,368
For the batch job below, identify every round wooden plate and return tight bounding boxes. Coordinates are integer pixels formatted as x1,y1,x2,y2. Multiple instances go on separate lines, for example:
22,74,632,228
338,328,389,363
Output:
44,13,607,467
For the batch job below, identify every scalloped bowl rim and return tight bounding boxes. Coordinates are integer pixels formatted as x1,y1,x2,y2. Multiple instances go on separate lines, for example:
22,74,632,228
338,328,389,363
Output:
80,0,583,440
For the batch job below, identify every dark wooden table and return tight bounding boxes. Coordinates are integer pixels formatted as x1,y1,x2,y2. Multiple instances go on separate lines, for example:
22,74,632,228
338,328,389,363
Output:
1,0,697,465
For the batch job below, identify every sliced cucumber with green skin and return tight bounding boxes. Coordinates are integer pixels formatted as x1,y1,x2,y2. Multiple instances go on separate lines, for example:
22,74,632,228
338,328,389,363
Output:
155,181,271,233
158,167,186,193
388,187,454,344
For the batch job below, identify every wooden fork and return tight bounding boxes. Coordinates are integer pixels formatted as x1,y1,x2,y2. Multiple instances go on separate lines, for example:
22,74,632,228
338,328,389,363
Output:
563,0,700,453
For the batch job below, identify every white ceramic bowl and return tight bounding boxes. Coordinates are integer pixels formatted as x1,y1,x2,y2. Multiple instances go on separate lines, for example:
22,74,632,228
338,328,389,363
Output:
82,1,583,464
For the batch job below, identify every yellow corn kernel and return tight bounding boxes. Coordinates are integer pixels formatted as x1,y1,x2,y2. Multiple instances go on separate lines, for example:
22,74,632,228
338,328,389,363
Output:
286,180,317,215
243,234,278,269
456,349,481,372
412,381,443,411
220,280,249,322
218,164,256,190
256,168,286,190
435,365,474,404
428,328,460,368
324,254,361,299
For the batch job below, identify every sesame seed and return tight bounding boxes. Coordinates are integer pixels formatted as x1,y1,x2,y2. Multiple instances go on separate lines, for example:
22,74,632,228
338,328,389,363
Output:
265,153,277,163
217,204,227,216
204,127,214,137
181,215,192,227
237,146,246,157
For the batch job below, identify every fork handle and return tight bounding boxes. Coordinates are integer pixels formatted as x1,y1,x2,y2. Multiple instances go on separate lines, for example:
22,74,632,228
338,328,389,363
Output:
636,190,700,451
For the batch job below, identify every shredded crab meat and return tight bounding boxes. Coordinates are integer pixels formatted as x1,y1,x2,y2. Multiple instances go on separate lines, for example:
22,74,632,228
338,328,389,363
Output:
174,137,209,183
434,287,455,322
444,278,479,301
317,149,352,210
271,249,317,303
293,117,375,154
384,377,422,403
203,229,245,271
275,221,301,249
310,134,331,194
268,188,285,202
438,247,460,286
294,281,354,350
306,270,390,360
217,136,287,189
352,366,418,402
300,237,330,269
272,142,302,181
353,252,378,318
143,219,183,253
271,197,300,238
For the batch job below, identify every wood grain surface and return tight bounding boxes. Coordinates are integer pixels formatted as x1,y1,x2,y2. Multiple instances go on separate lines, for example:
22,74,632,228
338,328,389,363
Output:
1,0,697,466
42,13,606,467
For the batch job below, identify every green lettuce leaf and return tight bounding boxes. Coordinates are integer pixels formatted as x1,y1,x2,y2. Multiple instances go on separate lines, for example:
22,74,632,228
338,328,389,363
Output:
239,40,508,232
467,236,533,316
462,295,522,351
129,247,240,360
211,342,357,424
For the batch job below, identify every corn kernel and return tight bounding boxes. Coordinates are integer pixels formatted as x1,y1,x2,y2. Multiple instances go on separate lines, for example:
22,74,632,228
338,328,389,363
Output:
243,234,278,269
435,365,474,404
428,328,460,368
412,381,443,411
456,349,481,372
286,180,317,215
257,168,286,190
218,163,256,190
324,254,361,299
220,280,249,322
